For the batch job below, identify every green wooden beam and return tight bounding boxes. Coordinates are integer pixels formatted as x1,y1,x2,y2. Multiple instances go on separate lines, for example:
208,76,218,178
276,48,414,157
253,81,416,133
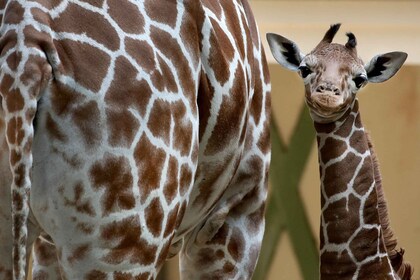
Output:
254,104,318,280
253,191,286,278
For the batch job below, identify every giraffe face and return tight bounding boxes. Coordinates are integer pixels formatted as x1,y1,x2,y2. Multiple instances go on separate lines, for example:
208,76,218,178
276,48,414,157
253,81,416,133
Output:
298,44,366,122
267,24,407,123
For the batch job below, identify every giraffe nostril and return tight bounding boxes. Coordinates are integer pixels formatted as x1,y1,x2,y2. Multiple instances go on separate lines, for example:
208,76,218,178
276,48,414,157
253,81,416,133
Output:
318,86,325,92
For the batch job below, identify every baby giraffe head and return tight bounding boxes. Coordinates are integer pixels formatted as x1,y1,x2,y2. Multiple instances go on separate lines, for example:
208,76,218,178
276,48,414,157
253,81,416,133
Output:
266,24,407,123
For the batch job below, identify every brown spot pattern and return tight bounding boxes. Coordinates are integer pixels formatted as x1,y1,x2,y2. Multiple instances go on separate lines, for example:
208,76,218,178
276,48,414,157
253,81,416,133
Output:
208,19,234,85
196,248,225,270
63,183,96,217
33,238,58,267
323,195,360,244
151,56,178,93
205,66,246,155
108,0,145,34
53,3,120,51
227,228,244,262
323,152,361,198
106,108,139,148
90,155,135,216
172,102,193,157
67,244,90,264
208,223,229,246
76,222,94,235
54,39,111,92
145,0,177,28
179,163,193,196
134,135,166,202
71,101,102,148
197,72,214,141
147,100,171,144
320,137,347,163
245,202,265,235
45,113,68,142
163,156,179,204
3,1,24,24
250,76,263,124
125,37,156,73
363,188,382,227
101,215,157,265
350,130,368,154
35,0,63,9
50,83,85,116
350,227,380,262
1,74,24,113
114,271,150,280
150,26,195,96
6,116,24,146
145,198,164,237
163,204,179,237
105,57,153,118
357,256,394,279
85,270,107,280
353,157,374,196
320,250,357,279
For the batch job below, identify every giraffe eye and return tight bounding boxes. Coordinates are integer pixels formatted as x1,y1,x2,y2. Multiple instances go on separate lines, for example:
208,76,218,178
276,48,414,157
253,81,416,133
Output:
298,65,312,78
353,75,367,88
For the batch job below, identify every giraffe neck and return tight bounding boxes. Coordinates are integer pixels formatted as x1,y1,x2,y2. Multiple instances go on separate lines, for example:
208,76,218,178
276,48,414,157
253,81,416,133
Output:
315,99,397,279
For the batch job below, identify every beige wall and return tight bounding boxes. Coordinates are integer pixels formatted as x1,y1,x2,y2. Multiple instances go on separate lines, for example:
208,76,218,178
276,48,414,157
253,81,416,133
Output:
251,1,420,65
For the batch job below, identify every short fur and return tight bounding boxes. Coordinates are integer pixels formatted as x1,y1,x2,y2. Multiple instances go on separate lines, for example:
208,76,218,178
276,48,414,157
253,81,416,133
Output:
366,133,413,280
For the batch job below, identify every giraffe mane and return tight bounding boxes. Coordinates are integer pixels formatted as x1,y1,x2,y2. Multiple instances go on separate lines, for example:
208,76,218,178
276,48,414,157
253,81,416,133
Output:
366,133,414,280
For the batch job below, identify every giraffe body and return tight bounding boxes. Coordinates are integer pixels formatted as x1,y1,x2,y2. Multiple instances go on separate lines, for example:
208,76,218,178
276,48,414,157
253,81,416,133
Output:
267,24,412,279
0,1,271,279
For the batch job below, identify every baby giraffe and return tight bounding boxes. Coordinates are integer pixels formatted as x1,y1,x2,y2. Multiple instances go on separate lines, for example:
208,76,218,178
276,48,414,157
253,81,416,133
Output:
267,24,413,279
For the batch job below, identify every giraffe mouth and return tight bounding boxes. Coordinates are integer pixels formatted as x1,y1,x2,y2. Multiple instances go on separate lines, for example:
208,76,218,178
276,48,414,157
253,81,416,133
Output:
311,93,343,110
306,93,348,122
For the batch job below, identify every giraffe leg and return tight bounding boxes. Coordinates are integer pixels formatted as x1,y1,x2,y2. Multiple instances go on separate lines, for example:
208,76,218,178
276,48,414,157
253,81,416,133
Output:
31,235,62,280
0,200,46,280
0,210,13,279
0,108,13,279
180,156,269,279
0,160,12,278
0,122,45,280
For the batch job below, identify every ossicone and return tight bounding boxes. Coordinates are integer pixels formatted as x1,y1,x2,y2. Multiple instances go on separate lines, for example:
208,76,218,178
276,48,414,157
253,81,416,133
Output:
321,23,341,44
345,32,357,49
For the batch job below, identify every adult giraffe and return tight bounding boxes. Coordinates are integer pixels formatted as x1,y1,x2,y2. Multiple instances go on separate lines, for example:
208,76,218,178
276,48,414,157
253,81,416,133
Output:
267,24,412,279
0,1,271,279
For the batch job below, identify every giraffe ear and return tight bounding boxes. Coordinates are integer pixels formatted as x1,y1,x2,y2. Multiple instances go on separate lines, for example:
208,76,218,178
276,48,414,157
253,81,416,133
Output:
365,52,407,83
266,33,304,71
